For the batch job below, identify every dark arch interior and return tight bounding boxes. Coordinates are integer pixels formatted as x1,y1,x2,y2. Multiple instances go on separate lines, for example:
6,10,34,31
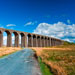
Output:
13,32,18,36
0,31,2,33
5,30,11,35
45,37,47,39
41,37,44,39
28,34,31,37
20,33,25,37
37,36,40,39
48,38,50,40
33,35,36,38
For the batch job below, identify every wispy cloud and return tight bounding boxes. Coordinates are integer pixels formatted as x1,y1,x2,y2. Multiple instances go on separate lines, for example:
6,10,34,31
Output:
24,21,37,26
6,24,16,27
33,22,75,43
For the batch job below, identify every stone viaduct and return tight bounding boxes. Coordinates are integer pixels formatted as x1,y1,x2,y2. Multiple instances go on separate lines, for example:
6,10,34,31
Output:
0,28,63,47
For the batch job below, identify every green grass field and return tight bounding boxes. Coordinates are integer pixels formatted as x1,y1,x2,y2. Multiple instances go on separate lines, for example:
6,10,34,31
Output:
38,57,53,75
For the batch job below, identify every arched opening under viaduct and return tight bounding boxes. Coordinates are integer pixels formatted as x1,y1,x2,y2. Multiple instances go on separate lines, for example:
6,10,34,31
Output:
3,30,11,47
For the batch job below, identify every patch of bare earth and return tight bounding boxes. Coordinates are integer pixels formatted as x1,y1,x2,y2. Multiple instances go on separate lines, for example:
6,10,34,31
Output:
0,47,22,57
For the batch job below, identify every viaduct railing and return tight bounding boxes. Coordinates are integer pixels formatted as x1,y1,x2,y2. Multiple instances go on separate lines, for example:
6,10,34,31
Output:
0,28,63,47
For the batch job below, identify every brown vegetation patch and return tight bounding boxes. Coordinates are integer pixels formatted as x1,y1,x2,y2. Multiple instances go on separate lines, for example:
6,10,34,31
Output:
0,47,22,57
31,45,75,75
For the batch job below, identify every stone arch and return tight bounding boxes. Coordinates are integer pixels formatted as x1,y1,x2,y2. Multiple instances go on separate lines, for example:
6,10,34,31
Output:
37,36,41,47
33,35,37,47
27,34,32,47
13,32,19,47
3,30,12,47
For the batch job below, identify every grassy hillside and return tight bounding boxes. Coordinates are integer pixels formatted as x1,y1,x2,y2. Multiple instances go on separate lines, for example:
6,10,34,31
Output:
33,42,75,75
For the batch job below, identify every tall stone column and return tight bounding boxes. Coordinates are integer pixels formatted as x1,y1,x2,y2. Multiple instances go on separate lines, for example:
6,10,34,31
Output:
33,36,37,47
28,35,33,47
21,35,25,47
41,38,43,47
48,38,50,47
25,35,27,47
37,37,41,47
55,40,56,46
54,39,55,46
47,39,49,47
50,38,51,46
7,33,12,47
15,34,19,47
45,38,48,47
53,39,54,46
40,37,42,47
0,31,3,47
51,38,53,46
41,37,44,47
42,38,45,47
44,39,45,47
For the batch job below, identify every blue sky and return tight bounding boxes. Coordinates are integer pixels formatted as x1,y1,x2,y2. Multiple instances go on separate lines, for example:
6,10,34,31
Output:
0,0,75,43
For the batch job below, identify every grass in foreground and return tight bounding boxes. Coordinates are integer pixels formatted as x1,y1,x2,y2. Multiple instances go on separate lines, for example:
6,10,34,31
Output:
0,51,18,58
41,49,75,75
0,47,22,58
38,57,53,75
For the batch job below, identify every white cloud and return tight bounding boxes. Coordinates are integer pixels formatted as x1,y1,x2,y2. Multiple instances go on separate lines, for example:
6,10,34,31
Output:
24,21,37,26
33,22,75,42
6,24,16,27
